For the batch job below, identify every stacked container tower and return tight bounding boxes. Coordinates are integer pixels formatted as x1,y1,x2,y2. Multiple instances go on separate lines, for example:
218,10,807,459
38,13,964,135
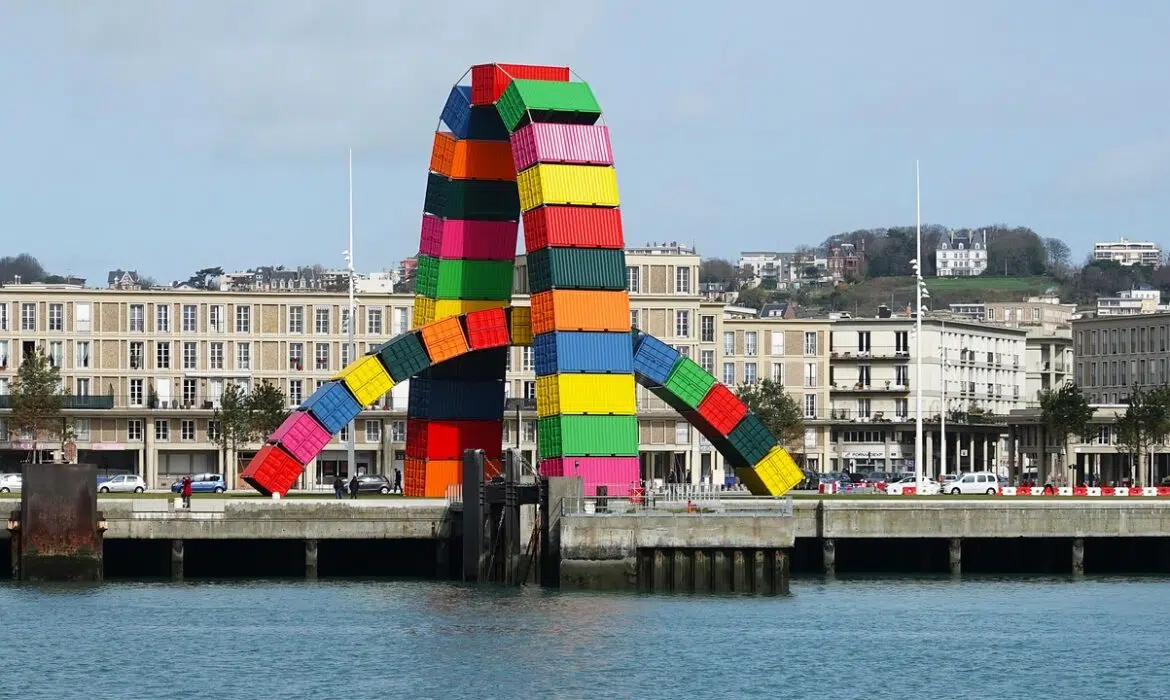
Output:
241,63,806,501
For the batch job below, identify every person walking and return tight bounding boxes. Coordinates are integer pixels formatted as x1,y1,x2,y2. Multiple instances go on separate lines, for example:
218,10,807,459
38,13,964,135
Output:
332,475,345,500
348,475,359,500
181,475,192,509
393,468,402,494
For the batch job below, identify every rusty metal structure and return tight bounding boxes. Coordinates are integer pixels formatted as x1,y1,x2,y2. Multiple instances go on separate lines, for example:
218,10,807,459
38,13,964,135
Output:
8,463,106,581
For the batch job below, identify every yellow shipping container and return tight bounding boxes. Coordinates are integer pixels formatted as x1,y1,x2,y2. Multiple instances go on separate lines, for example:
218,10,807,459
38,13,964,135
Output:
333,355,395,407
742,446,804,496
509,306,533,346
516,164,620,212
434,298,508,322
734,467,769,496
535,373,636,418
411,296,435,328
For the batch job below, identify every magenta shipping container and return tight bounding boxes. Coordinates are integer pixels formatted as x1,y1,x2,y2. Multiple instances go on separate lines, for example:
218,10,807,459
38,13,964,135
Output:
269,410,332,465
418,215,519,261
539,457,640,496
510,123,614,172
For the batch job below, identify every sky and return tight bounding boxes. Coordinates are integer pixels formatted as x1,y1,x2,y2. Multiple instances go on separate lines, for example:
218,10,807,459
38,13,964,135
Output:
1,1,1168,284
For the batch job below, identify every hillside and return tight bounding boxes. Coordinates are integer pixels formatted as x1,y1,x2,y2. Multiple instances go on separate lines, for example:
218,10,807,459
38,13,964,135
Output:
795,275,1061,316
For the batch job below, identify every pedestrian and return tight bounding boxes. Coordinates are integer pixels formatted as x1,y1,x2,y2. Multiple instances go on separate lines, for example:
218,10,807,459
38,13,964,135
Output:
181,475,192,509
332,475,344,500
393,468,402,494
348,475,359,500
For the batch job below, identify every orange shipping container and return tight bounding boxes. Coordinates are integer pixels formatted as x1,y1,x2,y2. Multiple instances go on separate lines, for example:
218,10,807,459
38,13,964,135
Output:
429,131,516,182
530,290,631,335
420,315,469,363
404,456,499,497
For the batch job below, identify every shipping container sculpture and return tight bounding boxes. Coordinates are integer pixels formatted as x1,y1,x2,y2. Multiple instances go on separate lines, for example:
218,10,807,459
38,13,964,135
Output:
242,64,803,499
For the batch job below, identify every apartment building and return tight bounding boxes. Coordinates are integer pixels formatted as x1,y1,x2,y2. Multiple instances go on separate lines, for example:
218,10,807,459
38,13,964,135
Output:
950,295,1076,328
1072,311,1170,406
1096,286,1170,316
1092,238,1162,267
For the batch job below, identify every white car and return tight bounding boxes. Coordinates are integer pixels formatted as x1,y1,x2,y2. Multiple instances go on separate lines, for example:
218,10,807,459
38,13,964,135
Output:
944,471,1000,496
884,476,941,495
98,474,147,493
0,473,21,493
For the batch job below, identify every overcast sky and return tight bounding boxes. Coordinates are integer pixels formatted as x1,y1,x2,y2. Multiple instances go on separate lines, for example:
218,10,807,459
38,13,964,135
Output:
1,1,1167,283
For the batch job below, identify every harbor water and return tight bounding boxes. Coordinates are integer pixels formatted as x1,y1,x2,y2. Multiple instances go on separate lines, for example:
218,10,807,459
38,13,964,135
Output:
2,576,1167,699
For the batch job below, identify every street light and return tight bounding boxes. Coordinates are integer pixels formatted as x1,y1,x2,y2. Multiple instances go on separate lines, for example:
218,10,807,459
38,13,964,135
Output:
344,149,357,480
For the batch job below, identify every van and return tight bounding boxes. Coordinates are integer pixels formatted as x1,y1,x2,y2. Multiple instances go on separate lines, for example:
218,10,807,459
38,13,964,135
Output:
945,471,1000,495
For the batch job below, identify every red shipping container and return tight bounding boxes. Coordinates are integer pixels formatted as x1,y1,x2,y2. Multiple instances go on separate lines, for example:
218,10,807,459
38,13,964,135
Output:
268,410,331,465
406,418,504,459
538,457,639,496
471,63,571,106
696,383,749,437
404,457,427,497
241,444,304,497
681,408,725,446
522,206,624,253
511,123,614,172
464,307,511,349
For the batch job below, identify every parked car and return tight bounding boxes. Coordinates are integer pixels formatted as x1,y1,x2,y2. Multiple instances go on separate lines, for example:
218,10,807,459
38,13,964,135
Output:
944,471,1000,495
884,476,941,495
797,469,820,490
354,474,394,494
0,473,22,493
170,472,227,494
98,474,146,493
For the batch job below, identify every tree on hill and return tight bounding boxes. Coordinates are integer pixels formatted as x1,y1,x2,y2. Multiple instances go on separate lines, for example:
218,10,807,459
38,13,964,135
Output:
736,379,804,455
699,258,737,286
0,254,47,284
1038,381,1094,484
1044,237,1073,277
10,348,69,463
983,225,1047,276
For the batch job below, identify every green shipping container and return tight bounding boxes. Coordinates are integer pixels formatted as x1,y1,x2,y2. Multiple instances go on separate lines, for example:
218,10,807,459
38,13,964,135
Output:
495,80,603,132
526,247,626,294
424,173,520,221
415,255,513,300
727,414,777,466
662,357,716,411
537,415,638,458
372,332,432,382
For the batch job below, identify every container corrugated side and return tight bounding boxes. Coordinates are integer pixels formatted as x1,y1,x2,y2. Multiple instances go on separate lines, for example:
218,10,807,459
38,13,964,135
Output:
241,444,304,497
750,446,804,496
372,332,432,381
424,173,520,221
632,334,681,386
472,63,571,105
429,131,458,176
423,347,507,381
495,79,603,132
414,255,440,298
727,413,777,466
299,381,362,434
696,383,749,437
535,373,636,417
411,295,436,327
429,258,514,300
526,247,626,293
333,355,395,407
508,305,534,345
441,85,511,141
511,123,614,171
522,206,624,252
538,456,640,496
439,137,516,181
662,357,717,410
537,415,639,458
419,215,518,261
406,418,505,459
529,290,630,335
408,377,505,421
433,298,508,322
533,331,634,376
269,411,331,465
516,164,619,212
420,316,469,364
464,307,511,349
422,459,462,498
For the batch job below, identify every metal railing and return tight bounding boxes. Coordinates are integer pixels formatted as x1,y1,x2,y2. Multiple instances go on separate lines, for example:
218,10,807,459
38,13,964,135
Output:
561,485,793,517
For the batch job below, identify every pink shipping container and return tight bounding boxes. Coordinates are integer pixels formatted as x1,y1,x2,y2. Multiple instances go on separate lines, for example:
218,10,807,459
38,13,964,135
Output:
269,410,332,465
418,215,519,261
539,457,640,496
510,123,614,172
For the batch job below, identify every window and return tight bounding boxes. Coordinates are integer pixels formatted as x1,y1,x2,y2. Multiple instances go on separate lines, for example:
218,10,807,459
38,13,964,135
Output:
342,342,354,367
745,331,757,356
21,302,37,331
393,307,409,335
235,305,251,333
722,362,735,385
858,398,871,418
895,398,908,418
48,303,63,331
524,380,536,400
182,379,197,406
676,345,690,358
46,341,63,368
341,308,352,336
0,340,7,368
289,306,304,334
700,316,715,343
72,418,91,441
626,267,640,293
675,310,690,337
895,331,909,354
129,304,144,332
365,420,382,443
744,363,758,385
183,342,197,370
0,378,7,396
522,420,537,442
771,332,784,356
391,420,406,442
129,342,145,369
522,347,534,371
0,303,8,330
804,394,817,418
75,378,90,396
675,267,691,294
858,331,870,353
155,419,170,441
675,421,690,444
156,342,171,369
315,343,330,370
367,308,383,335
173,420,193,442
236,342,251,370
208,421,221,441
156,304,170,332
289,379,303,406
896,365,909,386
804,332,817,356
723,331,735,356
210,342,224,369
129,379,144,406
290,342,304,370
804,362,817,387
127,420,144,441
630,309,639,329
74,302,91,331
75,341,91,369
209,305,224,333
699,350,715,373
315,307,330,334
182,304,197,332
772,362,783,384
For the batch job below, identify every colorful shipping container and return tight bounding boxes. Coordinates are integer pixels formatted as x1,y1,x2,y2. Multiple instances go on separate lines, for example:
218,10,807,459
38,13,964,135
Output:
533,331,634,375
268,410,332,466
495,79,602,132
406,419,505,459
408,377,504,421
510,123,614,171
521,205,624,252
419,215,518,261
424,173,520,221
516,164,619,211
419,316,470,364
525,246,626,293
300,381,362,434
535,373,637,417
415,254,514,300
538,456,640,496
428,131,516,181
631,332,682,386
471,63,570,106
372,333,432,381
333,355,395,407
441,85,511,141
241,444,303,497
529,290,630,334
537,414,638,458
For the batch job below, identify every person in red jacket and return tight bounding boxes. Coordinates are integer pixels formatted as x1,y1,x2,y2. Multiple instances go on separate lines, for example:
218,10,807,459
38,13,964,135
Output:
181,475,192,509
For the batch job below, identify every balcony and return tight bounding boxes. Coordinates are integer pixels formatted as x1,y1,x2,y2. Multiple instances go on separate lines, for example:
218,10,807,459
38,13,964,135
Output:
0,394,115,410
830,350,910,361
831,382,910,393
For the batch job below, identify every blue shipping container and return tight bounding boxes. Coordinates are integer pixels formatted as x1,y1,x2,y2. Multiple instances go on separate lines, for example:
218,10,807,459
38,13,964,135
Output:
440,86,510,141
533,331,635,376
632,333,681,386
300,381,362,434
408,377,505,421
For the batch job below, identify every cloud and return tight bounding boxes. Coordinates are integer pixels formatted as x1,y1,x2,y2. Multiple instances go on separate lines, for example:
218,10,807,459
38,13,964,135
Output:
50,0,612,162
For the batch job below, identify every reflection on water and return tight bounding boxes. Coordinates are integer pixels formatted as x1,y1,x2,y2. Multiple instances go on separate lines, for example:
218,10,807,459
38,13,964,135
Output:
3,577,1168,699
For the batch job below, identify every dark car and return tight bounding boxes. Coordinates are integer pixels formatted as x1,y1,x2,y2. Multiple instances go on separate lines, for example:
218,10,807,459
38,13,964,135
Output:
354,474,393,494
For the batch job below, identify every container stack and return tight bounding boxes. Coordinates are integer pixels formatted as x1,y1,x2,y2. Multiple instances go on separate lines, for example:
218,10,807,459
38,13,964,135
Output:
472,64,639,495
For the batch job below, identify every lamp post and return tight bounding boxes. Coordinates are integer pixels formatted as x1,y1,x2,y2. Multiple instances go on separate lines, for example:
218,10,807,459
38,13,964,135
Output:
343,149,357,480
911,161,931,492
